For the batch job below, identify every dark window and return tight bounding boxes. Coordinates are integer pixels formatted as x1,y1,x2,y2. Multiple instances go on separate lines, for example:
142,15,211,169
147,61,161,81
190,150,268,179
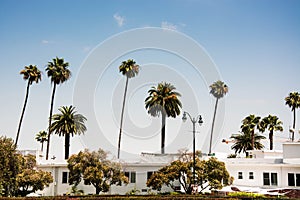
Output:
147,171,154,180
131,171,136,183
288,173,295,186
238,172,243,179
62,172,68,184
271,173,278,186
296,174,300,186
249,172,254,179
125,171,130,179
263,173,270,185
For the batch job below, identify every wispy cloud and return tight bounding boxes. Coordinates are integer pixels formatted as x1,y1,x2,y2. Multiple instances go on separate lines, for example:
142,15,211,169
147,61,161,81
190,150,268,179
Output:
41,40,50,44
83,46,91,53
113,13,125,27
161,21,177,31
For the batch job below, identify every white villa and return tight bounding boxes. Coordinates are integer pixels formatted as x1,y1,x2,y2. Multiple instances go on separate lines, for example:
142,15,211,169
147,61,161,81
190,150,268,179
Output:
33,142,300,196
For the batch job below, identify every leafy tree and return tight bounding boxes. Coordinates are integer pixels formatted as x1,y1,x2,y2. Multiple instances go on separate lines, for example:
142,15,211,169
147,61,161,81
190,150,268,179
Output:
67,148,128,194
45,57,71,160
209,80,228,154
117,59,139,159
16,154,53,197
147,155,232,194
0,137,53,197
0,136,21,196
35,131,48,152
16,65,42,147
50,105,87,159
145,82,182,154
230,131,265,157
285,92,300,141
241,114,261,150
259,115,283,150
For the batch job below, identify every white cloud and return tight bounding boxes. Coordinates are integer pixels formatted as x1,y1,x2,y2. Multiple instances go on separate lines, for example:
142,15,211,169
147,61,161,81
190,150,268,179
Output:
113,13,125,27
41,40,50,44
83,46,91,53
161,21,177,31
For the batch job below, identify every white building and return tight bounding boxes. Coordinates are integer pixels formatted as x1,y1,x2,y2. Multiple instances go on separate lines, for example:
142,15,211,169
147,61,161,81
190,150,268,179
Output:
35,142,300,196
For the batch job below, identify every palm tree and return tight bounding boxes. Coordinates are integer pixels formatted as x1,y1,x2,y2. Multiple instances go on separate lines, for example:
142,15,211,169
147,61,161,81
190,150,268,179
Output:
45,57,71,160
16,65,42,146
117,59,139,159
50,106,87,159
241,114,261,150
230,131,265,157
259,115,283,150
145,82,182,154
285,92,300,141
209,80,228,154
35,131,48,152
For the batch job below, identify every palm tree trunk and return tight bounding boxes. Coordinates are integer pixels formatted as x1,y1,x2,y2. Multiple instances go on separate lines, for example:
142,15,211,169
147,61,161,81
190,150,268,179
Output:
251,130,255,150
65,134,70,160
292,108,296,141
117,77,129,159
269,130,273,150
209,98,219,154
161,112,166,154
15,81,30,147
41,142,44,152
46,83,56,160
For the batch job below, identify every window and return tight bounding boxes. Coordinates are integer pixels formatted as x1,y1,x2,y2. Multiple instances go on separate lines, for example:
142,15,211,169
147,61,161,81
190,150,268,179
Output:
62,172,69,184
249,172,254,180
263,172,277,186
238,172,243,179
288,173,300,186
147,171,154,180
125,171,136,183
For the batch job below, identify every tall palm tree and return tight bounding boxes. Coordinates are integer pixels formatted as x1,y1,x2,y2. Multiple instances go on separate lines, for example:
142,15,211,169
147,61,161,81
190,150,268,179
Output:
50,106,87,159
259,115,283,150
209,80,228,154
35,131,48,152
230,131,265,157
45,57,71,160
145,82,182,154
16,65,42,146
117,59,139,159
285,92,300,141
241,114,261,150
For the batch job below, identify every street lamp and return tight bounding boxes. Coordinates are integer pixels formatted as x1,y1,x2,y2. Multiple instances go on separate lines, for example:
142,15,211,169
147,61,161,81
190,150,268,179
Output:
182,111,203,189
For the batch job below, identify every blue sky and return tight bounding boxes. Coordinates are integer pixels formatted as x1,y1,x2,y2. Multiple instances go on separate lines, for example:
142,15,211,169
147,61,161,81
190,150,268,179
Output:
1,0,300,160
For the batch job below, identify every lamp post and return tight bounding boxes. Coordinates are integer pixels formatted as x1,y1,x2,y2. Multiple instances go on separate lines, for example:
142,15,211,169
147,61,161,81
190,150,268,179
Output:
182,111,203,188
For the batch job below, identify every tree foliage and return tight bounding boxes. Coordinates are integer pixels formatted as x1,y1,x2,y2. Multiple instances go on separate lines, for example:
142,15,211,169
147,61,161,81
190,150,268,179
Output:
67,148,128,194
0,136,53,197
146,153,232,194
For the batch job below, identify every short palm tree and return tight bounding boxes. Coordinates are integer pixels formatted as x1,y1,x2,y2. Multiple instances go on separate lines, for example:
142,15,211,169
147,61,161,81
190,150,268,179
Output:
285,92,300,141
50,106,87,159
145,82,182,154
241,114,261,150
231,131,265,157
45,57,71,160
117,59,139,159
209,80,228,154
259,115,283,150
16,65,41,146
35,131,48,152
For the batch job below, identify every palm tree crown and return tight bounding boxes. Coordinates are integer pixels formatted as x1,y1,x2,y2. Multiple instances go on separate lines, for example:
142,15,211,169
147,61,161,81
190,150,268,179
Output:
241,114,261,150
285,92,300,141
209,80,228,99
51,105,87,159
259,115,283,150
208,80,228,154
119,59,139,78
46,57,71,84
231,131,265,156
16,65,42,146
145,82,182,118
145,82,182,154
20,65,42,85
35,131,48,152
